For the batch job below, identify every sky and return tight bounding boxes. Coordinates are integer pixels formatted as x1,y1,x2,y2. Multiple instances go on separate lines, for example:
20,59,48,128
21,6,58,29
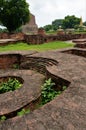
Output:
27,0,86,27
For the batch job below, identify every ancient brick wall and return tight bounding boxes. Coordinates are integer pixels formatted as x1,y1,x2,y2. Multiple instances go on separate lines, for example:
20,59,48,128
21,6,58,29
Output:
0,33,86,45
0,32,24,40
0,54,21,69
24,34,45,44
24,34,86,44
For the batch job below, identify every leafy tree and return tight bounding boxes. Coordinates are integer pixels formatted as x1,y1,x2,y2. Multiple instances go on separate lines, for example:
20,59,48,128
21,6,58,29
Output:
52,19,63,30
83,21,86,26
43,24,52,32
62,15,80,29
0,0,30,32
74,25,79,29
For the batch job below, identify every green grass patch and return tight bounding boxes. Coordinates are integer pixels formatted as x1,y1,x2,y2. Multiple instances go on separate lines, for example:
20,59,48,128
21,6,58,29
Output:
46,30,57,35
0,41,74,52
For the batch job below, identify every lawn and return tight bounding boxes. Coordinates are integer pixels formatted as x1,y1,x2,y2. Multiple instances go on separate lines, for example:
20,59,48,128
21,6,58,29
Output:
0,41,74,52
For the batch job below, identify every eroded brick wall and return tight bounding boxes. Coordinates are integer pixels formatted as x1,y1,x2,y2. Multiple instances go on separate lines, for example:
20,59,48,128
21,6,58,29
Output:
0,33,24,40
0,33,86,45
0,54,21,69
24,34,45,44
24,34,86,44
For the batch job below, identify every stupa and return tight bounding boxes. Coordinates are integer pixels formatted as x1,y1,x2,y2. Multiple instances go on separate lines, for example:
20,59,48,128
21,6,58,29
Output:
79,17,86,30
80,17,83,27
22,13,38,34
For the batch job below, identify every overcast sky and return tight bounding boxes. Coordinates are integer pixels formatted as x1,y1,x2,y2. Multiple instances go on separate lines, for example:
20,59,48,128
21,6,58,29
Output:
27,0,86,27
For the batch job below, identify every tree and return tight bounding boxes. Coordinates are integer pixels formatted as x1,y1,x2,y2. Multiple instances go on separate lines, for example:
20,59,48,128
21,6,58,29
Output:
83,21,86,26
52,19,63,30
43,24,52,32
62,15,80,29
0,0,30,32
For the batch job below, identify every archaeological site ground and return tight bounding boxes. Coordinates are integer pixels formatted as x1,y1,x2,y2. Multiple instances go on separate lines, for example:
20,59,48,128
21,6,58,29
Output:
0,33,86,130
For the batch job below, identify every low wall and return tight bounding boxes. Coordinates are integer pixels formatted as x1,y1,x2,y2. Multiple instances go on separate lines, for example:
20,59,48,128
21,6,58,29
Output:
61,48,86,58
24,34,45,44
0,54,21,69
0,32,24,40
24,34,86,44
74,43,86,48
0,33,86,45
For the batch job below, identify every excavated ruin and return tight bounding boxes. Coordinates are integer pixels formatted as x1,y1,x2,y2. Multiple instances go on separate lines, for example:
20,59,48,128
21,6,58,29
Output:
0,44,86,129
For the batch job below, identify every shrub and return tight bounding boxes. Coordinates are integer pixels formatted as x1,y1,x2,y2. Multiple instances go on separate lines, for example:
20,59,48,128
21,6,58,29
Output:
41,78,57,105
17,108,30,116
13,64,20,69
41,78,67,105
0,116,6,122
0,78,22,94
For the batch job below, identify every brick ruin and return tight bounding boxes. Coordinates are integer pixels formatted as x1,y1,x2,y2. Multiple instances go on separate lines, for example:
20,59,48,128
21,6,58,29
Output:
21,13,38,34
0,32,86,46
0,38,86,129
0,12,86,129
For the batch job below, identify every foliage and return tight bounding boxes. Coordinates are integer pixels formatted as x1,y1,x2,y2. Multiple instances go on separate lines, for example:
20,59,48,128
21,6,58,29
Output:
0,0,30,32
14,27,22,33
17,108,30,116
46,30,56,35
62,15,80,29
41,78,56,105
74,30,86,34
0,41,74,52
13,64,20,69
52,19,63,30
62,86,67,91
78,26,84,31
0,78,22,94
43,19,63,32
74,25,79,29
43,15,81,31
41,78,67,105
0,116,6,121
83,21,86,26
44,24,52,32
0,28,8,33
0,108,30,121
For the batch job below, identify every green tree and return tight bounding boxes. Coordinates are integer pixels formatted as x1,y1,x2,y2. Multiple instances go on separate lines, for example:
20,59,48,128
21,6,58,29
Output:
83,21,86,26
62,15,80,29
0,0,30,32
43,24,52,32
52,19,63,30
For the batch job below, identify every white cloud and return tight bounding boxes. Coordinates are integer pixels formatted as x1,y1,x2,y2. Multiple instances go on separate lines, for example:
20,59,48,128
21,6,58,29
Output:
27,0,86,27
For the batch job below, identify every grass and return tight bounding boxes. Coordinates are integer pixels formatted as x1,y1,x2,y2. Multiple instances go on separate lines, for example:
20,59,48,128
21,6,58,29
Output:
46,30,57,35
46,30,86,35
73,31,86,34
0,41,74,52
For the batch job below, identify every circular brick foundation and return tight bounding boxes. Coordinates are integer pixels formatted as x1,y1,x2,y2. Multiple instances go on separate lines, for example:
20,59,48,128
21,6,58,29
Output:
0,70,45,116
